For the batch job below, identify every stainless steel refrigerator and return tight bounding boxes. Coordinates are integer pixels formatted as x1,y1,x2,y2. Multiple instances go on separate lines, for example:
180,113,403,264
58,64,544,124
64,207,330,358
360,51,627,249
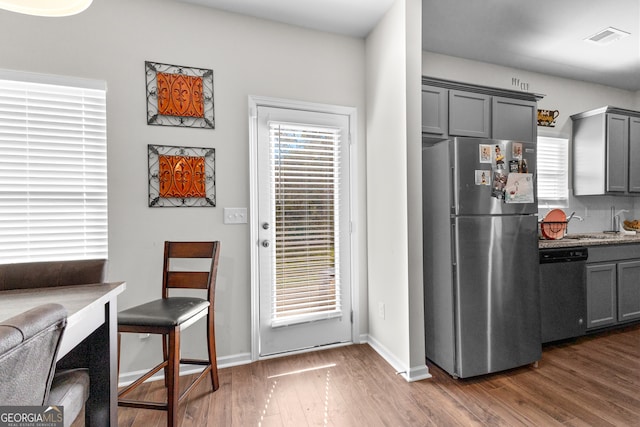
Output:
423,137,541,378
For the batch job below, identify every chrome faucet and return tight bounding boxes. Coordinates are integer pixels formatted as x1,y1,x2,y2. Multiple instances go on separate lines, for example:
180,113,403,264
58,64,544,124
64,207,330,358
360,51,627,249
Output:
611,206,629,232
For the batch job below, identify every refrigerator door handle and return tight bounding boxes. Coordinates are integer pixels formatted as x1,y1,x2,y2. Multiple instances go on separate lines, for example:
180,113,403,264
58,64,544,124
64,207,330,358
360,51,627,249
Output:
450,166,456,214
450,222,457,267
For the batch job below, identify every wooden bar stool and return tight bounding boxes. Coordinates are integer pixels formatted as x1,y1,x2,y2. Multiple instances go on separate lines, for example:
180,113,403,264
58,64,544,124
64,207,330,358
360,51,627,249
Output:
117,241,221,427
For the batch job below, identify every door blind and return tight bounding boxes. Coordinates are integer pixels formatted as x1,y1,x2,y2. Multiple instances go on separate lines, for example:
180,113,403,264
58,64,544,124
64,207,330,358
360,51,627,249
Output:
269,122,342,327
0,74,107,263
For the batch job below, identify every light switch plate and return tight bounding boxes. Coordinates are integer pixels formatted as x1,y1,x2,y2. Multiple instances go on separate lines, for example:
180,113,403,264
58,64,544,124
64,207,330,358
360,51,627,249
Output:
224,207,248,224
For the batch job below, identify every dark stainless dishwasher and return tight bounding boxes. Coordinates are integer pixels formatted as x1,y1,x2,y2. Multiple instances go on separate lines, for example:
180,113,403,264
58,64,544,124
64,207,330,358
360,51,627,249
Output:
539,247,588,343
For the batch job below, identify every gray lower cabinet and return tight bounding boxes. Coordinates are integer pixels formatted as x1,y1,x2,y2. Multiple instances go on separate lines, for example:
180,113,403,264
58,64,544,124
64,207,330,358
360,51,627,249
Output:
618,260,640,322
586,263,617,329
586,248,640,329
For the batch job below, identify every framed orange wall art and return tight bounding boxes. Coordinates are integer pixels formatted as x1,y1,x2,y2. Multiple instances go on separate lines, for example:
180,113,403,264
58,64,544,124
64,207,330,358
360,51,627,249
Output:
145,61,215,129
148,144,216,207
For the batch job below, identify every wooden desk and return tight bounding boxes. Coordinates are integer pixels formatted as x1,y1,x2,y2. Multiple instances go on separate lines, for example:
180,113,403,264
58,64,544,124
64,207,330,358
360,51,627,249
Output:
0,282,126,427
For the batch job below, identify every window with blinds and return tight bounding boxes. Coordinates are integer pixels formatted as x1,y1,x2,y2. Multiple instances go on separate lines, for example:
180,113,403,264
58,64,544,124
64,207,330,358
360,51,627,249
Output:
537,136,568,207
0,71,107,264
269,122,342,327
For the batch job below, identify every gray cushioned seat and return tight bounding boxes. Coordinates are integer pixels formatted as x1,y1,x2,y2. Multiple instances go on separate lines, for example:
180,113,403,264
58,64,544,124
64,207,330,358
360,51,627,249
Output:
48,368,90,427
118,297,209,327
0,304,90,427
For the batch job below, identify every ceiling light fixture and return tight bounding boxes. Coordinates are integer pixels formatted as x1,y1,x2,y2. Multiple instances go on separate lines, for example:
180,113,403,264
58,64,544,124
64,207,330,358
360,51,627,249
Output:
0,0,93,17
585,27,630,45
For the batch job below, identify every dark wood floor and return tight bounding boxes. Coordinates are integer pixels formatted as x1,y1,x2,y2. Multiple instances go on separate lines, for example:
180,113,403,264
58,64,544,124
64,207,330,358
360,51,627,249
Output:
117,323,640,426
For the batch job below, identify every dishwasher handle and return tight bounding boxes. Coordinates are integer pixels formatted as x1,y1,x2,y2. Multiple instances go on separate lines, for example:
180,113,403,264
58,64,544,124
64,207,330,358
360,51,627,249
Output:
539,247,588,263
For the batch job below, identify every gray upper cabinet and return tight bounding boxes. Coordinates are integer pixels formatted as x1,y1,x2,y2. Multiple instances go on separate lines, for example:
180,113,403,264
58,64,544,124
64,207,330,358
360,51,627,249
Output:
492,96,537,142
572,107,640,196
448,90,490,138
421,85,448,136
606,114,629,193
629,116,640,192
421,77,542,143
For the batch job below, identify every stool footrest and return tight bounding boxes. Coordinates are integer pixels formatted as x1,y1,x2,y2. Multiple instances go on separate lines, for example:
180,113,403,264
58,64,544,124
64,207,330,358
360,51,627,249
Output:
180,364,213,399
181,358,208,366
118,399,168,411
118,360,168,399
117,363,214,410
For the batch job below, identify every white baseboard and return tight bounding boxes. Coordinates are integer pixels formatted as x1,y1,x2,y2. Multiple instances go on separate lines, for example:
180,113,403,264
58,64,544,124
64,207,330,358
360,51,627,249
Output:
118,340,432,387
364,334,431,382
405,364,432,382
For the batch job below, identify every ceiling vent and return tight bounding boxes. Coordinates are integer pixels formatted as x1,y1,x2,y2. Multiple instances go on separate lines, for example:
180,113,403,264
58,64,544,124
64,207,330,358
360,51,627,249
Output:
585,27,630,45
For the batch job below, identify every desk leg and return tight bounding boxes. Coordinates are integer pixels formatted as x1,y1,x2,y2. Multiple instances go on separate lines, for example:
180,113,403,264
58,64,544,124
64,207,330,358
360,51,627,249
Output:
85,299,118,427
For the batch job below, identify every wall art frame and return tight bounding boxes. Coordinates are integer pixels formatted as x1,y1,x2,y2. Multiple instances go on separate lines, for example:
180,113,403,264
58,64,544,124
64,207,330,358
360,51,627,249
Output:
148,144,216,207
145,61,215,129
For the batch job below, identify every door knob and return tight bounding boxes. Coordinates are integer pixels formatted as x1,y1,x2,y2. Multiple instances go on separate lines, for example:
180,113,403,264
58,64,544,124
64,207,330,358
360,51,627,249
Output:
262,240,270,248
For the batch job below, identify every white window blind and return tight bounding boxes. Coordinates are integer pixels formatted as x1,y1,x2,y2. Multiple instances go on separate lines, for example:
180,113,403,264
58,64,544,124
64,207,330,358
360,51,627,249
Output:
269,122,342,327
0,72,107,264
537,136,569,206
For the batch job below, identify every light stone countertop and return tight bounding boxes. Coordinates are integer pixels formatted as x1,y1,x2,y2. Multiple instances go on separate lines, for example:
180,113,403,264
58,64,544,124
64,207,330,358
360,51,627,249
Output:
539,232,640,249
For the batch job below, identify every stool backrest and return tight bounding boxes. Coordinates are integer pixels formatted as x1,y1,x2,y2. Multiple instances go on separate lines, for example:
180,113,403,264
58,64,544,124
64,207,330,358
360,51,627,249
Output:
162,241,221,303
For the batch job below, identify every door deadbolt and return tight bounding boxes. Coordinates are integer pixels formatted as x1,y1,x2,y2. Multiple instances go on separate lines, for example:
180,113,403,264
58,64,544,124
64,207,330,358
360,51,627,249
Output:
262,222,270,230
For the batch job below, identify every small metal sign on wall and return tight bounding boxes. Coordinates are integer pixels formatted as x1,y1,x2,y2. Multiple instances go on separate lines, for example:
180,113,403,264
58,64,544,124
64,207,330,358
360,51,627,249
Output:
148,144,216,207
537,109,559,127
145,61,215,129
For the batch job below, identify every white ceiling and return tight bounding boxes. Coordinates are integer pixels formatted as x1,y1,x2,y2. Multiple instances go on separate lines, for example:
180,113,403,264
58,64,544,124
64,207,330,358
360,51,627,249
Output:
178,0,395,38
422,0,640,91
177,0,640,91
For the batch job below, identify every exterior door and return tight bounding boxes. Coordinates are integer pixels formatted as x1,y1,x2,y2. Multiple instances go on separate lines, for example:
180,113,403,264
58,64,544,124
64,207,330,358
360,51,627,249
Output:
255,105,352,357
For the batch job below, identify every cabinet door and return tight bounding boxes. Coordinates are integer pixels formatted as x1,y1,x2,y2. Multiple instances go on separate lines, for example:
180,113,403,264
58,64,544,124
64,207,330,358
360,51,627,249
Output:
491,96,537,142
422,85,448,136
617,260,640,322
606,114,629,192
586,263,617,329
448,90,490,138
629,117,640,193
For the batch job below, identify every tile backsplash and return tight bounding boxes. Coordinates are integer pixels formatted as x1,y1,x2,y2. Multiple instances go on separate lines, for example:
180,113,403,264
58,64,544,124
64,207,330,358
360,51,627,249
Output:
542,195,638,234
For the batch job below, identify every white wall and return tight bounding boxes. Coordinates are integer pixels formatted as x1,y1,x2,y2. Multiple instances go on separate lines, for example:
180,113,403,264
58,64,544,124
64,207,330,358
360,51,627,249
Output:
0,0,368,374
422,51,639,232
365,0,410,371
365,0,428,380
404,0,428,380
